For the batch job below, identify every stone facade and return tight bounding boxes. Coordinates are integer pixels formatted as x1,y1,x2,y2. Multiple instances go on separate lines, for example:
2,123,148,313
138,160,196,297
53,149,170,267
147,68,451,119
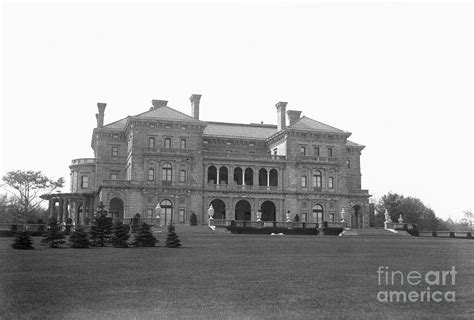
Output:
49,95,370,228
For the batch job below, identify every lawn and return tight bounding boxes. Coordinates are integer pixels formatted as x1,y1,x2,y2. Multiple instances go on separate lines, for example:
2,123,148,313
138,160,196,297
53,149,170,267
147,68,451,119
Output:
1,233,473,319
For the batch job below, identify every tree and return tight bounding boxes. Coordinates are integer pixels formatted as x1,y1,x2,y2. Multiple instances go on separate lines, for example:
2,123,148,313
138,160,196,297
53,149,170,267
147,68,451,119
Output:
69,226,91,248
11,231,34,250
41,220,65,248
165,224,181,248
90,203,113,247
132,223,157,247
111,220,130,248
1,170,64,223
377,192,441,230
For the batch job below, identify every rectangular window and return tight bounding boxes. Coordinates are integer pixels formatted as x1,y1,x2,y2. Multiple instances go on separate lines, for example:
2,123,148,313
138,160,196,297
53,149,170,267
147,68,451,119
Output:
81,176,89,189
148,168,154,181
110,174,118,181
327,147,333,158
314,147,320,156
301,176,307,188
300,146,306,155
328,177,334,189
179,209,185,223
329,213,335,222
111,146,119,157
164,138,171,148
273,149,277,155
313,175,322,188
149,123,155,128
112,133,119,139
179,170,186,182
149,137,155,148
147,208,154,219
301,213,307,223
180,139,186,149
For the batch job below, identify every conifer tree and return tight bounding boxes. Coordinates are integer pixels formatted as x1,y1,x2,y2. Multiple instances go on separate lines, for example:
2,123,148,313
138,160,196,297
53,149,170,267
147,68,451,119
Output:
69,226,91,248
132,223,157,247
165,224,181,248
41,220,65,248
111,220,130,248
11,231,34,250
90,202,113,247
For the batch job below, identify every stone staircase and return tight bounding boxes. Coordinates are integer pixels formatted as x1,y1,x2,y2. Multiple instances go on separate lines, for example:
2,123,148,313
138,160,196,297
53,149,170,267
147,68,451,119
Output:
339,228,411,237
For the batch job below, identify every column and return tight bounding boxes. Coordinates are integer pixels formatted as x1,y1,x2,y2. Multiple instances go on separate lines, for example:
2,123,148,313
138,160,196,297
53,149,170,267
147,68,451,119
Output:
242,170,245,187
81,198,87,225
266,170,270,187
216,168,220,185
63,199,68,222
89,197,95,221
58,199,64,223
48,198,55,218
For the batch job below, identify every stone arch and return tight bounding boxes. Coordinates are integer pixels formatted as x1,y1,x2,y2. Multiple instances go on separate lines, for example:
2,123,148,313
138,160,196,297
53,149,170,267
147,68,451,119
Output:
210,199,226,219
260,200,276,221
208,166,217,184
219,166,228,185
109,197,124,220
160,199,174,225
244,168,254,186
269,169,278,186
312,204,324,223
235,199,251,221
233,167,243,185
351,205,363,229
258,168,268,186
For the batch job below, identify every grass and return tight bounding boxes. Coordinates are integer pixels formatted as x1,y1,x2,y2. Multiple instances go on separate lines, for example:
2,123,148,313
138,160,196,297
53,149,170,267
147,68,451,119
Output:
1,233,473,319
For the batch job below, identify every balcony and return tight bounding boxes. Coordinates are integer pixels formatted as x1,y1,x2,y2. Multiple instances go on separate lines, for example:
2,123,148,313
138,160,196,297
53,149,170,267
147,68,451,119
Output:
143,147,191,155
203,151,286,161
101,180,132,186
295,156,339,163
71,158,96,166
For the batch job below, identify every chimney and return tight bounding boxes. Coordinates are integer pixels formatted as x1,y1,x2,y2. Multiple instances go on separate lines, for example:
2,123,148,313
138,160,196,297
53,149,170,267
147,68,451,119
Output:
275,101,288,131
97,103,106,128
190,94,202,120
287,110,302,125
152,100,168,109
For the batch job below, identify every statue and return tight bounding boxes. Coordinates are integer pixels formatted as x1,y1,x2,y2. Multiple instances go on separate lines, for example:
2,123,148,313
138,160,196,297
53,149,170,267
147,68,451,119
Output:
384,210,392,223
398,214,404,223
286,211,291,222
256,210,262,222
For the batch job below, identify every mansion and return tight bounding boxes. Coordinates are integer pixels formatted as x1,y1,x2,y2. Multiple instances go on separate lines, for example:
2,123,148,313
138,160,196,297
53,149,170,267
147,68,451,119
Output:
43,95,371,228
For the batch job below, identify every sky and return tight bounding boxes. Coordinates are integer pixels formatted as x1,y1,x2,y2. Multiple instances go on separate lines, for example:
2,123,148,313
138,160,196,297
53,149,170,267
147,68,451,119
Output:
1,0,472,220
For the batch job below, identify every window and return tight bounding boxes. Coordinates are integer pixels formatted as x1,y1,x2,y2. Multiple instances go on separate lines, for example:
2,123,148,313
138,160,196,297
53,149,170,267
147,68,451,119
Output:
110,174,118,181
180,139,186,149
313,171,322,188
178,209,185,223
327,147,333,158
148,168,155,181
301,175,307,188
162,163,172,181
313,204,324,223
81,175,89,189
111,146,118,157
149,137,155,148
179,170,186,182
164,138,171,148
273,149,277,156
314,147,320,156
328,177,334,189
112,133,119,139
300,146,306,155
147,208,154,219
149,123,155,128
329,213,335,222
346,160,351,168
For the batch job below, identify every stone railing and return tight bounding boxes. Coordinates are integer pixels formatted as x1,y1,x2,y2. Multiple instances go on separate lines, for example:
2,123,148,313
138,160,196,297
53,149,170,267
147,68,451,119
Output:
71,158,96,165
295,156,339,163
203,151,286,161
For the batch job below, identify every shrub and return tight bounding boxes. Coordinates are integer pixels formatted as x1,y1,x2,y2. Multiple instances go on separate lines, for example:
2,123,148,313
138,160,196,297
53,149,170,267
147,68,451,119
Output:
111,221,130,248
69,226,91,248
11,231,34,250
190,213,197,226
432,231,437,237
449,232,455,238
467,232,472,239
166,225,182,248
294,214,300,223
41,220,65,248
90,209,113,247
322,227,343,236
227,226,318,235
132,223,157,247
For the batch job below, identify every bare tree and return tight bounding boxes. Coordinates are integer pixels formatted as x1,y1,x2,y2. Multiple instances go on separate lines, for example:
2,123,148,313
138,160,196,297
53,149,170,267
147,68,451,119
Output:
1,170,64,223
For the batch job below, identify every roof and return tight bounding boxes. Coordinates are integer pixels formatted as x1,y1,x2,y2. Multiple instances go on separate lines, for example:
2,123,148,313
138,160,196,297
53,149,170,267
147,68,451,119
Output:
288,116,348,134
203,122,277,140
134,106,202,123
103,118,128,129
346,140,365,148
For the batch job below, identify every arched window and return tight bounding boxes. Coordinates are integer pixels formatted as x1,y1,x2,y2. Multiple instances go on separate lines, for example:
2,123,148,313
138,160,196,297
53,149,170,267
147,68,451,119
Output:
269,169,278,187
219,166,228,185
159,199,173,225
244,168,253,186
233,167,243,185
208,166,217,184
313,204,324,223
179,170,186,182
313,170,322,188
162,163,172,181
259,168,268,186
